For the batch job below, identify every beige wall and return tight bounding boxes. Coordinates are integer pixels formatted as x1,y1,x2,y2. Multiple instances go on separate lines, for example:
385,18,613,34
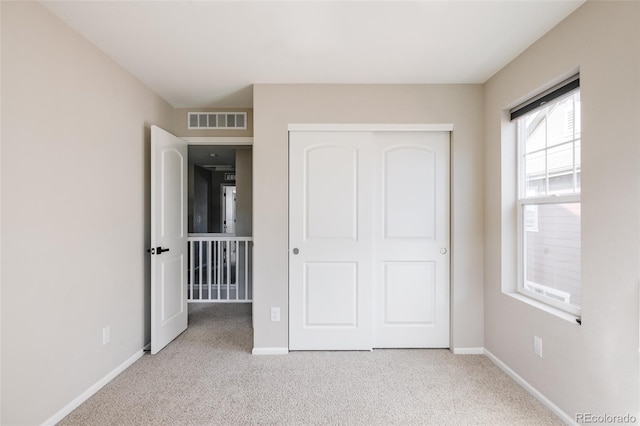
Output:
253,84,485,351
0,2,175,424
484,0,639,418
173,107,253,138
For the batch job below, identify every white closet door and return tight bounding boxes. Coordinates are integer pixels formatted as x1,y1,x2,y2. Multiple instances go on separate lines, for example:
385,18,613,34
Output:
289,131,373,350
373,132,450,348
289,129,450,351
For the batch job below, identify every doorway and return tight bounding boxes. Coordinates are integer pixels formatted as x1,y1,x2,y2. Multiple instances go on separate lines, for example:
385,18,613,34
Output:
187,145,252,303
188,145,246,235
288,128,450,351
150,127,254,354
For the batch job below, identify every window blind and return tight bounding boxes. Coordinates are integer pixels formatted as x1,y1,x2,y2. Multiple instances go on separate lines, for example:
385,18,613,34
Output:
510,74,580,121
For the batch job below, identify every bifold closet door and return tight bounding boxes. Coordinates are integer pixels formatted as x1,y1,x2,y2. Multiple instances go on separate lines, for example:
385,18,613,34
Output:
289,130,450,350
289,131,374,350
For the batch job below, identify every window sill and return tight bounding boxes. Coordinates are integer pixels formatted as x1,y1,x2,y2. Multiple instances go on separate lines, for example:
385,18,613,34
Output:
505,292,581,325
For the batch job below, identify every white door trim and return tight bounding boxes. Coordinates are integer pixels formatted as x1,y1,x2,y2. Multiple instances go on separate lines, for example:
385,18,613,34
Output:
288,123,453,132
181,136,253,145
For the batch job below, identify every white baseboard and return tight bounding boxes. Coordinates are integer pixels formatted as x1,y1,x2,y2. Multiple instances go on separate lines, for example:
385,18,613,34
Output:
42,349,145,426
484,349,576,425
452,347,485,355
252,347,289,355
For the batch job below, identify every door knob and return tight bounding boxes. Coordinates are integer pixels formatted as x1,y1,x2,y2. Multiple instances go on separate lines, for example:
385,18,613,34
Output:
292,248,300,255
439,248,447,255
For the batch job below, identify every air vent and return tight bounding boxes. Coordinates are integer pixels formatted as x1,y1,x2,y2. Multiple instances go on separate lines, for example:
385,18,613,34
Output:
188,112,247,130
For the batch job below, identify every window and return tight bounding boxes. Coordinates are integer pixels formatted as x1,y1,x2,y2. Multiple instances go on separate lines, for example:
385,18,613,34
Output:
513,76,581,315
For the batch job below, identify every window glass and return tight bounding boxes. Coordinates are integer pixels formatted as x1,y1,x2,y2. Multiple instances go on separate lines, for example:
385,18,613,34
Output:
517,89,581,314
523,202,581,309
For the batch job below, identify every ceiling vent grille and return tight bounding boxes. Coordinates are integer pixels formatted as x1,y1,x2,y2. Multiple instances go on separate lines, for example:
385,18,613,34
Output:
188,112,247,130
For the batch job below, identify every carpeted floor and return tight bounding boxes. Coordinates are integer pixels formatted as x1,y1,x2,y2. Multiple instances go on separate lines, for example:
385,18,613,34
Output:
59,304,563,425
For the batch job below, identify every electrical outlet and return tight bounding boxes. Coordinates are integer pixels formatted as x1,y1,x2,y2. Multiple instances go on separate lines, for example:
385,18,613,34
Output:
102,326,110,345
534,336,542,357
271,307,280,322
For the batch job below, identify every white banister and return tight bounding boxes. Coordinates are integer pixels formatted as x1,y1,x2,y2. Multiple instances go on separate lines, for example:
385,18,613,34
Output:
187,234,252,303
207,240,212,300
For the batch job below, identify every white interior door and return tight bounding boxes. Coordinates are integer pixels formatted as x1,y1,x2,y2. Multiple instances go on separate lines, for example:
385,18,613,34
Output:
289,129,450,350
373,132,450,348
222,185,236,234
151,125,188,354
289,131,373,350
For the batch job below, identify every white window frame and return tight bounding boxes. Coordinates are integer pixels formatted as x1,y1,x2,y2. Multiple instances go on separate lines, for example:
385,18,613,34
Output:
515,88,581,316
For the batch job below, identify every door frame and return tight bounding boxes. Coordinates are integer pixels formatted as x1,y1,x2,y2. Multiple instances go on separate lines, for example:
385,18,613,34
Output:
287,123,454,350
288,124,452,132
150,136,253,344
181,137,253,146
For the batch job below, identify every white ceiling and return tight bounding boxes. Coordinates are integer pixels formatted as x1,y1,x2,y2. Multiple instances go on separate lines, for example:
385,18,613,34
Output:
42,0,585,108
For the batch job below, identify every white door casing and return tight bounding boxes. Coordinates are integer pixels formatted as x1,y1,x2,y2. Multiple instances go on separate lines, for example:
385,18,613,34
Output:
289,129,450,350
289,131,373,350
151,125,188,354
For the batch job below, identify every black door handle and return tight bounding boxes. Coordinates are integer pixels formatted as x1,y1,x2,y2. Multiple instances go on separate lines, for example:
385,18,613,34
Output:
147,247,170,255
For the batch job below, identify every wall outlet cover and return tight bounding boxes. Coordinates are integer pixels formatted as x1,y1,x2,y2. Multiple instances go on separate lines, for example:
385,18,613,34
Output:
534,336,542,357
271,307,280,322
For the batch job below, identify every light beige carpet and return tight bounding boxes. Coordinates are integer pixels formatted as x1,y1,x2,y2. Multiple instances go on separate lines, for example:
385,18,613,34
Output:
59,304,563,425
